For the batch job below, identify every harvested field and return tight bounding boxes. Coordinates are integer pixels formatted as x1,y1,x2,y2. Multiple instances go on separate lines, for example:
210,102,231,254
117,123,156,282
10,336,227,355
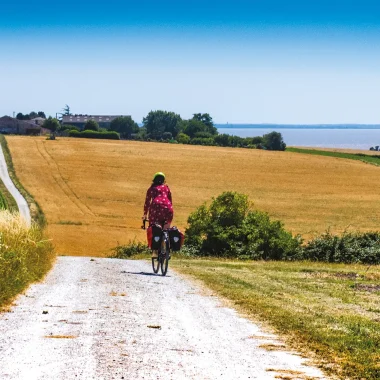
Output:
6,136,380,256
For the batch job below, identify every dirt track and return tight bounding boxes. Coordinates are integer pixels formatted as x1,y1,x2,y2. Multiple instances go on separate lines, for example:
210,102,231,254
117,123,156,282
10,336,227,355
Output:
0,257,327,379
0,145,31,226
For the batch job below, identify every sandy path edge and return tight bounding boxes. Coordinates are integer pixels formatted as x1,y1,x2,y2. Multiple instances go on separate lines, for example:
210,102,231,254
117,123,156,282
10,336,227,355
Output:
0,257,328,380
0,144,31,226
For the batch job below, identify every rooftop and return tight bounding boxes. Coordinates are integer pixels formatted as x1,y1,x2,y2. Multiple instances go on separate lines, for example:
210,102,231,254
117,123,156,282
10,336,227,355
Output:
62,115,129,123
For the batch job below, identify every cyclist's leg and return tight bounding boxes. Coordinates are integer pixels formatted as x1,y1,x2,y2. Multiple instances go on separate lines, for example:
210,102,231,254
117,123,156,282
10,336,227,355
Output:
163,209,173,230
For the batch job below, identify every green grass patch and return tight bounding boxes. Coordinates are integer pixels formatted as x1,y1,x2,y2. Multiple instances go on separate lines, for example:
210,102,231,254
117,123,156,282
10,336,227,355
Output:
171,258,380,380
287,147,380,166
0,185,17,212
0,191,8,210
0,210,55,309
0,135,46,226
56,220,83,225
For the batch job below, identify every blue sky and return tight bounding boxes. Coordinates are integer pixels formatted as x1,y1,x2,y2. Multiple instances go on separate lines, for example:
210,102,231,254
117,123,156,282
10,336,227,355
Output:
1,0,379,123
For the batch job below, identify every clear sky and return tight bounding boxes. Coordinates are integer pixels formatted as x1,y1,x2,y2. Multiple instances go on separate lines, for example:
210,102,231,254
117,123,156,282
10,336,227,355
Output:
1,0,379,123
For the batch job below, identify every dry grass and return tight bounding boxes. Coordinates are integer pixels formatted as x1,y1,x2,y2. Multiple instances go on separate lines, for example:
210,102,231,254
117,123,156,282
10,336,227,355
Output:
6,136,380,256
0,210,55,308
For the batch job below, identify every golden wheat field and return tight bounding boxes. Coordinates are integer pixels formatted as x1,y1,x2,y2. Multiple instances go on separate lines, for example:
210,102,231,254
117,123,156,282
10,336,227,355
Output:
6,136,380,256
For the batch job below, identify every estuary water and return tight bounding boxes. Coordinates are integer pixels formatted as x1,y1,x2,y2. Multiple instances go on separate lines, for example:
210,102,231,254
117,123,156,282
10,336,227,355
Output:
216,125,380,150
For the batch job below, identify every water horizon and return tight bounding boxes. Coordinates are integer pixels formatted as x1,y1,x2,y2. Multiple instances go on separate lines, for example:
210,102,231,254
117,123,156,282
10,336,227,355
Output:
216,125,380,150
215,124,380,130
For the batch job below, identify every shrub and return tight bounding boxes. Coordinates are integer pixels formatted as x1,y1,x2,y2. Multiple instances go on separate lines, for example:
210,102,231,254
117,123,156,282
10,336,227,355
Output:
84,119,99,131
213,134,230,146
303,230,380,264
186,191,301,259
194,131,213,139
190,137,215,146
162,132,173,140
110,241,150,259
69,130,120,140
177,133,190,144
0,211,55,307
262,131,286,151
59,124,80,132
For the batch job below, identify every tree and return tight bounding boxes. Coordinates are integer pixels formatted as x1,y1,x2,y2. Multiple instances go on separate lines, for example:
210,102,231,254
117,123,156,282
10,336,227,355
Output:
16,111,46,120
43,117,60,132
183,119,208,138
109,116,139,139
143,110,182,140
62,104,71,116
262,131,286,151
84,119,99,131
192,113,218,135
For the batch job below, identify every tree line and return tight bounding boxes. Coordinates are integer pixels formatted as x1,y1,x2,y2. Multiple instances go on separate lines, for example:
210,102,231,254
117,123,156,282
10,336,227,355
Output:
16,111,46,120
43,110,286,151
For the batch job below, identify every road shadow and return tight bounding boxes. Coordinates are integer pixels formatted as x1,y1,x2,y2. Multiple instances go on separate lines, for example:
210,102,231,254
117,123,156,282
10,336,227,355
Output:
121,271,171,277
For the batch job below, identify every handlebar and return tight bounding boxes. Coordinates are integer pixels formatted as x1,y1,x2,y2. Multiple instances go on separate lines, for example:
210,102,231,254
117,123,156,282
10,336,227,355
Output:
141,219,148,230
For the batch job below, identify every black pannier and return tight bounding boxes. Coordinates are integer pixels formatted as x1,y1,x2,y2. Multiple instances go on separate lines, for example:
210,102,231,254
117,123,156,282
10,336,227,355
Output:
169,227,184,251
151,224,163,250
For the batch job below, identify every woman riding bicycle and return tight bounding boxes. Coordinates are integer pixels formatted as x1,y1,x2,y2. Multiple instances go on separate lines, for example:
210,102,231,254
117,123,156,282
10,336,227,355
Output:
142,172,173,257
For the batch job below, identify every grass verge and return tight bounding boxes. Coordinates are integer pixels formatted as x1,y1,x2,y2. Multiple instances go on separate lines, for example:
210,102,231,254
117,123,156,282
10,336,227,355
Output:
0,185,17,212
171,258,380,380
0,135,46,226
0,210,55,309
287,147,380,166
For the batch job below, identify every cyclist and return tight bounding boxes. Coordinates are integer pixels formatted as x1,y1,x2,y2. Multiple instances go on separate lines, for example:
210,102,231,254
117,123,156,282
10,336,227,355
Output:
142,172,173,257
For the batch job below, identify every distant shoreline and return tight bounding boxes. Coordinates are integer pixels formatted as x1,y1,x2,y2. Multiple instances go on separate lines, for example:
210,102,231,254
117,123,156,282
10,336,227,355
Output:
216,124,380,130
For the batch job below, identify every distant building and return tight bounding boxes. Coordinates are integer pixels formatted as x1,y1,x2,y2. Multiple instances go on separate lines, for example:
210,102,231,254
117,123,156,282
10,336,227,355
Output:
62,115,128,129
0,116,45,135
30,117,46,126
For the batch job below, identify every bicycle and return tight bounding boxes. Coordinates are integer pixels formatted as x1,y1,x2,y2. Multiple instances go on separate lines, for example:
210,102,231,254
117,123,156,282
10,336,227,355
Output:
141,219,170,276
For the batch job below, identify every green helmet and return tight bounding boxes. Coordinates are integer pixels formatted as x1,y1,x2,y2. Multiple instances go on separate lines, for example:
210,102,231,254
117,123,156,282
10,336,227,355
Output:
153,172,165,181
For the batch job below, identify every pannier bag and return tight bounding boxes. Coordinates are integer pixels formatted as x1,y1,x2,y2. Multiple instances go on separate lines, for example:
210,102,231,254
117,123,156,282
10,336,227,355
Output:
168,227,185,251
147,224,163,250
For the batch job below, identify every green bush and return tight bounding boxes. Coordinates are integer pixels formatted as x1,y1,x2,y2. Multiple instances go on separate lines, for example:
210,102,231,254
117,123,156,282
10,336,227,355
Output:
186,192,301,259
262,131,286,151
162,132,173,140
190,137,216,146
84,119,99,131
69,130,120,140
110,241,150,259
303,230,380,264
177,133,190,144
0,192,8,210
59,124,80,132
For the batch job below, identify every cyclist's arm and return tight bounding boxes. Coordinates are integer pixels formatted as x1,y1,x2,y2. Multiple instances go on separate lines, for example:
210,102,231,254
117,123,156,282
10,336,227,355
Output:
167,186,172,203
143,187,152,217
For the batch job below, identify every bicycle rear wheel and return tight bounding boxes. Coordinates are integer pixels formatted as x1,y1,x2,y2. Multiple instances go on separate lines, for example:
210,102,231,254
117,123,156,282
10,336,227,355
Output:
160,240,170,276
152,255,160,274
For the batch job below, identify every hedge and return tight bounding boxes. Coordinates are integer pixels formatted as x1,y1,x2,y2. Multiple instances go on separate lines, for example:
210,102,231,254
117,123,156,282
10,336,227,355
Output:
69,130,120,140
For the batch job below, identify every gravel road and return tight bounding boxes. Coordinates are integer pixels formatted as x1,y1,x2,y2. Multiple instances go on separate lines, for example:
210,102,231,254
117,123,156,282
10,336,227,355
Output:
0,257,327,380
0,145,31,226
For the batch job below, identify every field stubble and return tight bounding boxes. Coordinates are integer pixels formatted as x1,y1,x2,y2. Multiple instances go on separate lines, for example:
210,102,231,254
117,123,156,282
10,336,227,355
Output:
6,136,380,256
